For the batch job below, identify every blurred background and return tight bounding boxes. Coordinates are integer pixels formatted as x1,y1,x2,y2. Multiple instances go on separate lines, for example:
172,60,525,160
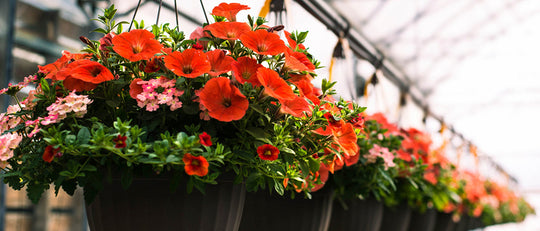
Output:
1,0,539,230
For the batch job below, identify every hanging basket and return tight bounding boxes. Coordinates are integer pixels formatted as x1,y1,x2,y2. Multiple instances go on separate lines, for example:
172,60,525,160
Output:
328,198,383,231
239,189,334,231
85,175,246,231
407,208,438,231
453,215,470,231
379,203,412,231
433,212,455,231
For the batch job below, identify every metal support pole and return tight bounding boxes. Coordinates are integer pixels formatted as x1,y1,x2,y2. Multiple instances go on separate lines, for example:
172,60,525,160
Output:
1,0,17,230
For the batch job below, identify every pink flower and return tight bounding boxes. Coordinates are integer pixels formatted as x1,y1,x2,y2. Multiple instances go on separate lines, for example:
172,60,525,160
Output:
45,91,92,123
367,144,396,170
0,133,23,161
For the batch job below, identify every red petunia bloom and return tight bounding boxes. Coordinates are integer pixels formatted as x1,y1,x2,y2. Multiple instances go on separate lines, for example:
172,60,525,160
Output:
332,123,359,158
284,30,306,50
257,144,279,161
204,22,251,41
42,145,61,163
129,78,144,100
143,57,161,73
206,50,234,76
284,50,316,72
211,2,250,22
39,51,91,81
56,59,114,91
231,57,262,86
280,96,312,117
112,29,163,62
240,29,287,56
164,49,211,78
199,132,212,147
256,67,296,101
182,153,209,177
113,135,127,148
198,77,249,122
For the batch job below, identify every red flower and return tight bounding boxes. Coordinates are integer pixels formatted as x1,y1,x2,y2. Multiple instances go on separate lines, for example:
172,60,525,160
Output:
39,51,91,81
204,22,251,41
256,67,296,101
257,144,279,161
284,30,306,50
57,59,114,91
231,57,262,86
182,153,209,177
211,2,250,21
240,29,287,56
143,57,161,73
332,123,359,158
99,32,115,53
198,77,249,122
206,50,234,76
129,78,144,100
199,132,212,147
164,49,211,78
284,50,315,72
112,29,163,62
42,145,61,163
113,135,127,148
280,96,312,117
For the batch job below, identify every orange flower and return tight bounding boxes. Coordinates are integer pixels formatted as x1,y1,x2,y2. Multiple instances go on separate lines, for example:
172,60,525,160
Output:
112,29,163,62
284,30,306,50
57,59,114,91
240,29,287,56
311,163,330,192
257,144,279,161
280,96,312,117
211,2,250,21
256,67,296,101
205,50,234,76
284,50,315,72
332,123,359,158
198,77,249,122
231,57,262,86
182,153,209,177
39,51,91,81
204,22,251,41
164,49,211,78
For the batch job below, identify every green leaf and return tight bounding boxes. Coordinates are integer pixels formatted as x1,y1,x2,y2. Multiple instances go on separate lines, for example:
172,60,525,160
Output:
273,179,285,195
59,171,73,177
77,127,91,144
308,157,320,174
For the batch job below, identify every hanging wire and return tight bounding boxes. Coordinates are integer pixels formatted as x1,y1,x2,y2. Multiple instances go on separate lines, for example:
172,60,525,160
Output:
174,0,179,31
200,0,210,25
128,0,143,31
156,0,163,25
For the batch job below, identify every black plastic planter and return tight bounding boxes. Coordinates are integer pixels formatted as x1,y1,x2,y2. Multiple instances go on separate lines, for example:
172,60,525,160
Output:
407,208,437,231
86,176,246,231
329,198,383,231
239,189,334,231
453,215,470,231
433,212,455,231
379,203,412,231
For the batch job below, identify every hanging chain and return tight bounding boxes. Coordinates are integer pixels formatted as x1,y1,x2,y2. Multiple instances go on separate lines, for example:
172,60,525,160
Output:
200,0,210,25
128,0,143,31
174,0,179,31
156,0,163,25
